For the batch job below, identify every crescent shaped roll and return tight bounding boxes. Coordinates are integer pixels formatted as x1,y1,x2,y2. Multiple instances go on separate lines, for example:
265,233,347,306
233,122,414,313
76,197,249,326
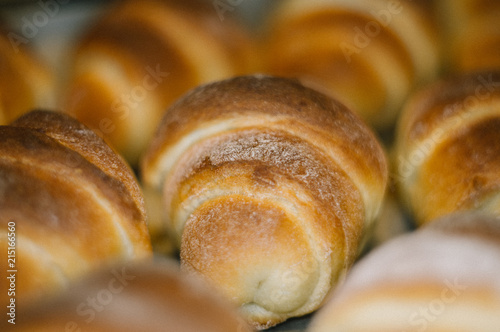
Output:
395,70,500,226
141,75,388,329
0,110,152,308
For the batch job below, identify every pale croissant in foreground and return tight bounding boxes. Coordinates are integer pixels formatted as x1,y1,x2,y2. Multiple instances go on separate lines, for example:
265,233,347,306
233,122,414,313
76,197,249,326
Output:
0,110,152,308
141,75,388,329
308,212,500,332
1,259,252,332
395,70,500,225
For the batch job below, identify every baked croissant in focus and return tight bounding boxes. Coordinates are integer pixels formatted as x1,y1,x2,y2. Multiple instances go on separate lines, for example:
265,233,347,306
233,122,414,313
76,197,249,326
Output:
62,0,255,165
1,259,252,332
308,212,500,332
0,110,152,309
394,70,500,226
141,75,388,329
0,31,55,125
437,0,500,73
260,0,440,131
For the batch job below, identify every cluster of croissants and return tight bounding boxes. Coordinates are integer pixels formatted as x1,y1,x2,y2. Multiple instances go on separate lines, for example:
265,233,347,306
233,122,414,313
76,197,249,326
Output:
1,0,500,331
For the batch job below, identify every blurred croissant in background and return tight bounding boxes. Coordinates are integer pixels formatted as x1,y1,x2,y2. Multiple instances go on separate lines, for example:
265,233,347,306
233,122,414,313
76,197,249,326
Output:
61,0,256,165
0,29,54,124
437,0,500,73
259,0,441,132
2,259,252,332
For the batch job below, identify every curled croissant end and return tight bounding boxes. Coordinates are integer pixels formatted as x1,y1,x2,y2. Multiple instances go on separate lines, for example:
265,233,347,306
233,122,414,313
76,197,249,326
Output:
62,0,256,165
2,259,252,332
0,110,152,308
141,75,388,329
260,0,440,130
0,32,55,125
308,212,500,332
395,70,500,226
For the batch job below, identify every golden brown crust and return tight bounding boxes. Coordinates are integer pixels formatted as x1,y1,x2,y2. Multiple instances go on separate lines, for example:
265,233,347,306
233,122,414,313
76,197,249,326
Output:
416,119,500,222
398,71,500,144
395,70,500,225
2,259,252,332
0,110,151,308
11,110,147,222
171,128,363,259
143,75,387,192
141,75,388,328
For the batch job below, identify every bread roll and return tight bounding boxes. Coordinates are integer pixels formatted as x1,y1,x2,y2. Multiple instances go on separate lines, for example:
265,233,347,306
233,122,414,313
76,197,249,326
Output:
1,259,251,332
0,30,54,125
141,75,388,329
394,70,500,226
308,212,500,332
0,110,152,309
259,0,440,130
437,0,500,73
62,0,255,165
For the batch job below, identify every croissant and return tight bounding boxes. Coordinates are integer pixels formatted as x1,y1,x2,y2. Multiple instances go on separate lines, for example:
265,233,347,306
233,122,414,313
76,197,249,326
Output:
141,75,388,329
308,211,500,332
2,259,252,332
0,110,152,309
61,0,255,165
394,70,500,226
259,0,440,130
0,30,54,125
437,0,500,73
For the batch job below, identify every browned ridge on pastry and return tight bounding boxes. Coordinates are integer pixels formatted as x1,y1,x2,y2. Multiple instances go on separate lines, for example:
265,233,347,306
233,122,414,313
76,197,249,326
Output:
0,110,152,309
141,75,388,329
